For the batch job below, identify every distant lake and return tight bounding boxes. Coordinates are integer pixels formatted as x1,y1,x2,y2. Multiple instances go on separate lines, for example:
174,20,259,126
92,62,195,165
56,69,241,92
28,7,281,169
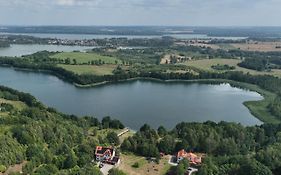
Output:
1,32,246,40
0,67,262,129
0,44,93,57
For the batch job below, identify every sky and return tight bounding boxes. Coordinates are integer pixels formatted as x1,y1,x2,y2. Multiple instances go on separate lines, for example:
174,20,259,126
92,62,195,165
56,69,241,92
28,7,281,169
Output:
0,0,281,26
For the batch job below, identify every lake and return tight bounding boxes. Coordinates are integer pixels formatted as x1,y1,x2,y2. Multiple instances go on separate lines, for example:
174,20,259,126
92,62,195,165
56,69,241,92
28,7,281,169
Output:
0,44,93,57
0,67,262,129
1,32,246,40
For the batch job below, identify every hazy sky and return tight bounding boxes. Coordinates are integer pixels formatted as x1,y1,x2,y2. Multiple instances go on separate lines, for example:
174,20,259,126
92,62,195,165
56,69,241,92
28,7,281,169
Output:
0,0,280,26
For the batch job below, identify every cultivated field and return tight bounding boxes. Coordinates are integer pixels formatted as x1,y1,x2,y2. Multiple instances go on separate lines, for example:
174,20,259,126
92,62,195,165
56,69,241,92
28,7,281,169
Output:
231,42,281,52
182,58,281,78
51,52,122,64
58,64,116,75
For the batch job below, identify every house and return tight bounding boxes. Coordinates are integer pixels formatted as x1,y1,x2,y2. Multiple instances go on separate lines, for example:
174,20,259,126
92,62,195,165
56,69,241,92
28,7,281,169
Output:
95,146,120,165
177,149,202,165
95,146,115,162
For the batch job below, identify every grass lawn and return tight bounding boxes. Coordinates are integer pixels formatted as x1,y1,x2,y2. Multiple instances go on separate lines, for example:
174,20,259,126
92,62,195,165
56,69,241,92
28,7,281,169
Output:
119,130,135,144
119,153,171,175
181,58,281,78
51,52,122,64
58,64,116,75
88,127,134,145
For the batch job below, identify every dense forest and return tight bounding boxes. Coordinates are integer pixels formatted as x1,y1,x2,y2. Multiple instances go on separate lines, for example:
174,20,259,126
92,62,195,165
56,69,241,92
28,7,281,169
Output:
121,122,281,175
0,85,125,174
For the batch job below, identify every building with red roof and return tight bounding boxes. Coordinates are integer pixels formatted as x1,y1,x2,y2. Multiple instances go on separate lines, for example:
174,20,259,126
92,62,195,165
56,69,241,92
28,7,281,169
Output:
177,149,202,165
95,146,120,165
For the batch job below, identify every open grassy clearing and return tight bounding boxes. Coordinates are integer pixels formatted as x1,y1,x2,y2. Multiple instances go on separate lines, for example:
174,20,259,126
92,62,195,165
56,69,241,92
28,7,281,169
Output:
0,98,27,112
51,52,122,64
88,127,122,138
119,130,135,144
181,58,281,78
58,64,116,75
215,43,237,50
0,98,27,135
119,153,171,175
87,127,134,144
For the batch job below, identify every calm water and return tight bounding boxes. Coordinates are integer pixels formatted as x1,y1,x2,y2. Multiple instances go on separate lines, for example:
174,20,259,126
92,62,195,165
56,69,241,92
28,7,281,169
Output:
1,33,246,40
0,44,93,57
0,67,262,129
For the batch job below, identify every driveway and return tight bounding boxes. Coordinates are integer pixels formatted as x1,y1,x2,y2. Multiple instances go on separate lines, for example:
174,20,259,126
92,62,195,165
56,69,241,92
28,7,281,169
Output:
167,155,178,166
100,164,114,175
187,167,198,175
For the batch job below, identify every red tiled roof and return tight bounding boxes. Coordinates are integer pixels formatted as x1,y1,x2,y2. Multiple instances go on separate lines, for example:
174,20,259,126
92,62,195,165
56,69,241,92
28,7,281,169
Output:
177,150,202,164
95,146,114,156
177,149,188,158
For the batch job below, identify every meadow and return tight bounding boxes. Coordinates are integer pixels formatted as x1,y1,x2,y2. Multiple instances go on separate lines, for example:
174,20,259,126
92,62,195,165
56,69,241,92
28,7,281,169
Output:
58,64,116,75
51,52,122,64
181,58,281,78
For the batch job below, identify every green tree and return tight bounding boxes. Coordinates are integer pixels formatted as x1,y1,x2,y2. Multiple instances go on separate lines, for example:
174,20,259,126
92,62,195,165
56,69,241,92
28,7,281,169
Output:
157,126,167,137
64,150,78,169
34,164,59,175
106,132,120,146
158,135,175,154
73,59,77,65
176,159,189,175
109,168,127,175
78,164,102,175
65,58,71,64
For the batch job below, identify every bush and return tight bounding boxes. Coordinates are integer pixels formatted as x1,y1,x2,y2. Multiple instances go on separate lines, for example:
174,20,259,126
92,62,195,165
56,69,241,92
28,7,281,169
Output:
0,165,6,173
131,162,139,168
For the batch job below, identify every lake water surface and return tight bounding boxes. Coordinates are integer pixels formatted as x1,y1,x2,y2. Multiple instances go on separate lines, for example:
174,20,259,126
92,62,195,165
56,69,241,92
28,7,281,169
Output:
0,44,93,57
0,67,262,129
1,32,246,40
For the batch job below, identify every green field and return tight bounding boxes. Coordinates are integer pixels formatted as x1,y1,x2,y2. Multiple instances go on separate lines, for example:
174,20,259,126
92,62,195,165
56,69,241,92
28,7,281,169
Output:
58,64,116,75
51,52,122,64
182,58,281,78
216,43,237,50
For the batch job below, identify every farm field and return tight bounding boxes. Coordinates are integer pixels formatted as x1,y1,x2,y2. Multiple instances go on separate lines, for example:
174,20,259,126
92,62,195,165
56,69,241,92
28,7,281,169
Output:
51,52,122,64
181,58,281,78
231,42,281,52
58,64,116,75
